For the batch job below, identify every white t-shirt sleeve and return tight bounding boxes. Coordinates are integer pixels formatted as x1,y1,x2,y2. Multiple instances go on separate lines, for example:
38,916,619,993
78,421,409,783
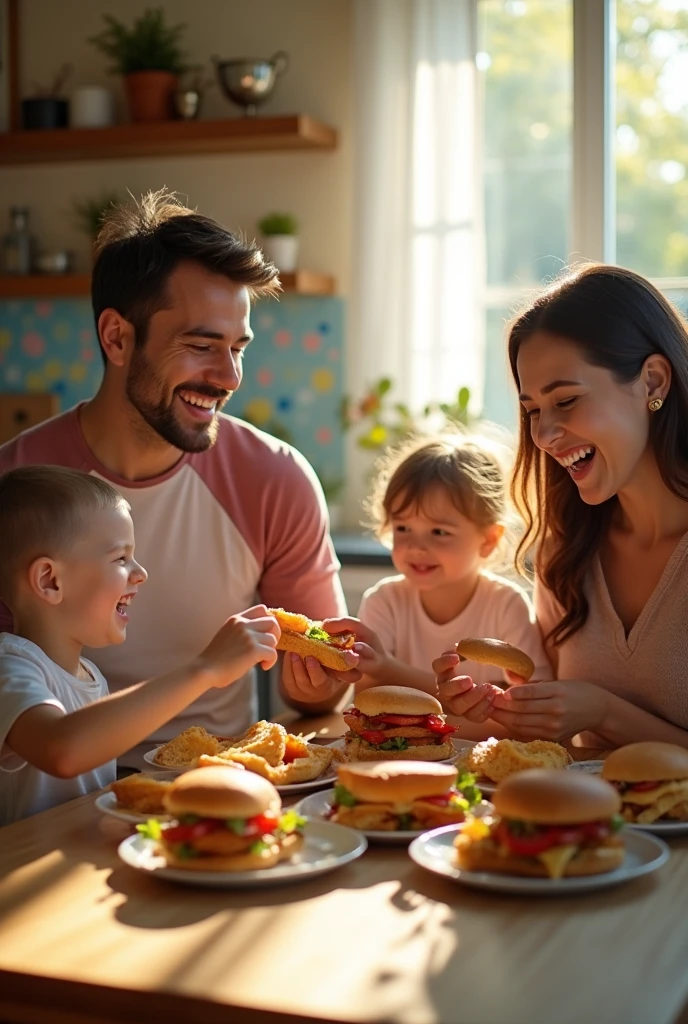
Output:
358,581,399,658
499,588,553,681
0,653,64,771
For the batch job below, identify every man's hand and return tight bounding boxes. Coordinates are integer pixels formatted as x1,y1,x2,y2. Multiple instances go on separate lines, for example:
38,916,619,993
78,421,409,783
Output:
199,604,280,683
281,645,361,704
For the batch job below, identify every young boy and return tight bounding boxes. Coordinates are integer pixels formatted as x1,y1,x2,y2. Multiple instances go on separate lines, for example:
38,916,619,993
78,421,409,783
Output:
0,466,279,826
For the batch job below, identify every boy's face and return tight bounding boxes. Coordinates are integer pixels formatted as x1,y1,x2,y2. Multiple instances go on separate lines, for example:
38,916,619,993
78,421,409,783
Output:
58,505,147,648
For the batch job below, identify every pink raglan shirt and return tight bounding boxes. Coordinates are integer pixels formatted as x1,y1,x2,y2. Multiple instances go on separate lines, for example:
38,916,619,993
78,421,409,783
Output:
0,406,346,763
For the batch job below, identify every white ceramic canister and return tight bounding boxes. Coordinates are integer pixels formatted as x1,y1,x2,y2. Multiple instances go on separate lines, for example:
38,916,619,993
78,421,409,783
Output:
70,87,115,128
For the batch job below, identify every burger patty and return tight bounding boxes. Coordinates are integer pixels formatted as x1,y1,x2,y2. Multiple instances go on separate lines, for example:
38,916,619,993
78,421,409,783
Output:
344,715,436,740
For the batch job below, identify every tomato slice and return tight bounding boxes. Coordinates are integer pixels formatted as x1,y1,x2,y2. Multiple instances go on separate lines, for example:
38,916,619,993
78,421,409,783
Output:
497,822,583,856
359,729,388,745
377,713,427,726
425,714,456,736
248,812,279,836
418,793,452,806
630,780,662,792
163,819,221,843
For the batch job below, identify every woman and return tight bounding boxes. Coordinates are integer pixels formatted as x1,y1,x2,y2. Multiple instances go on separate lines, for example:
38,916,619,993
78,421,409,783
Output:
437,263,688,747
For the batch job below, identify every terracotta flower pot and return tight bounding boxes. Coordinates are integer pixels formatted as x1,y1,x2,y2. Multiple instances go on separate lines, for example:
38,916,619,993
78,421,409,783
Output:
125,71,178,122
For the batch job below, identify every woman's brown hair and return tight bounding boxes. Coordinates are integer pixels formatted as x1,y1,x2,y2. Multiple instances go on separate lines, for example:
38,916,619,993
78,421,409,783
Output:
508,263,688,645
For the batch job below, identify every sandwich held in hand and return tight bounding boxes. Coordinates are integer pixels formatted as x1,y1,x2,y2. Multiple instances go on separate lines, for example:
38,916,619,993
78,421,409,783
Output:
455,638,535,681
138,767,305,871
455,769,625,879
270,608,357,671
457,737,572,783
601,741,688,824
344,686,456,761
329,761,482,831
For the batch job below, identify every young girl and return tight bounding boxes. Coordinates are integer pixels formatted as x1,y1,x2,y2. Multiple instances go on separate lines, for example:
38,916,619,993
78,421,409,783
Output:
283,433,550,738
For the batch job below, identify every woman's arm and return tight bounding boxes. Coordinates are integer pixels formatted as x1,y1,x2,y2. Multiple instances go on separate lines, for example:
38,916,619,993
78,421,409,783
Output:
489,679,688,747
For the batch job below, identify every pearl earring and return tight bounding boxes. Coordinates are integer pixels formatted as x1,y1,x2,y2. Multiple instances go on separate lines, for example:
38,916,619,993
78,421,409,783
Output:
648,398,663,412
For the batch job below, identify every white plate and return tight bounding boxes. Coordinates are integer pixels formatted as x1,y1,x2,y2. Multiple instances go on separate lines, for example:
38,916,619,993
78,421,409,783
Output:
408,823,670,895
95,790,173,825
296,788,493,845
142,746,337,794
566,759,605,775
117,820,367,888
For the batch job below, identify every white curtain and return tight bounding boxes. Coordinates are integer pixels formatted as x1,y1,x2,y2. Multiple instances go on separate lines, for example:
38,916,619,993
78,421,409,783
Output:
349,0,483,416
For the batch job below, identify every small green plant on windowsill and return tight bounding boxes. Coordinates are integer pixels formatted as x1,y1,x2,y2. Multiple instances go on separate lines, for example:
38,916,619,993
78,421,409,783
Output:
340,377,475,452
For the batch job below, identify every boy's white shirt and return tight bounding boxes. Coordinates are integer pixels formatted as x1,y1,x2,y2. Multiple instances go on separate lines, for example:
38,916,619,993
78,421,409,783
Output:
358,571,551,687
0,633,115,827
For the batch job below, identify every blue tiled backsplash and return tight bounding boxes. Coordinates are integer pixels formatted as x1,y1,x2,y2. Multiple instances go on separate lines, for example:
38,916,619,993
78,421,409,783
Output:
0,295,345,495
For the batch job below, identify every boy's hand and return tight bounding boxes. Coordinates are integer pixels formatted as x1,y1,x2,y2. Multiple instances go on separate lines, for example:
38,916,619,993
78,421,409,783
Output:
433,650,501,722
200,605,279,684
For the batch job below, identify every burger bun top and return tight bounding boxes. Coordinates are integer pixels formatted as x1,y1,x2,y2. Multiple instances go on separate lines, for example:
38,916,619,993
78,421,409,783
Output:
337,760,458,803
163,766,281,819
493,768,620,824
601,741,688,783
354,685,442,717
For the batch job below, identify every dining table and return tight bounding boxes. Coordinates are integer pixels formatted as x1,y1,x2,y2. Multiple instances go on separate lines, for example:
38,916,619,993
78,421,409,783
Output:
1,711,688,1024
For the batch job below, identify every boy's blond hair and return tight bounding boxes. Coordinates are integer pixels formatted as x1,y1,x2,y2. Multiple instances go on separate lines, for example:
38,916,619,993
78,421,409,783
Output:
364,430,517,569
0,466,127,602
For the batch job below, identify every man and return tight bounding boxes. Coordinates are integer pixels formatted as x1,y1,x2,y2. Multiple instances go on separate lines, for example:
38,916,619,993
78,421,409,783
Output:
0,190,357,766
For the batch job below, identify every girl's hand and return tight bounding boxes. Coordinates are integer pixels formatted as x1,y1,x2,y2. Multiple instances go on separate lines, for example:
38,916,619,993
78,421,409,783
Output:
323,617,389,680
200,605,280,682
433,651,502,722
489,680,609,741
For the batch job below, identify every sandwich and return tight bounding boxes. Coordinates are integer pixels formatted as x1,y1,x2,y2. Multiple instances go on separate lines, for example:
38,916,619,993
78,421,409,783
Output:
455,637,535,681
137,766,305,871
601,741,688,824
454,769,625,879
329,760,482,831
457,737,572,783
270,608,357,671
343,685,456,762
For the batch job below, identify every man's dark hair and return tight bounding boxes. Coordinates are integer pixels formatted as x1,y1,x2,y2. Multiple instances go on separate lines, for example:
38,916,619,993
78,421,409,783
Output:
91,189,281,361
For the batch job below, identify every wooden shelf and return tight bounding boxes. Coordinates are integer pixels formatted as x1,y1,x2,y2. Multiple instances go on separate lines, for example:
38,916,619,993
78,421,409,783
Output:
0,271,335,299
0,114,338,166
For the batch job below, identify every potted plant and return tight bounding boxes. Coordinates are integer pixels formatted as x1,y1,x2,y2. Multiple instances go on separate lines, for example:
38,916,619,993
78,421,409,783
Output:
89,8,188,123
258,212,299,273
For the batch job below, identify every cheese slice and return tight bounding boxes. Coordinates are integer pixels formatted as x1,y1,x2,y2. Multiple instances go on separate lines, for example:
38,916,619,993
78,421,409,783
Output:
621,779,688,807
536,844,579,879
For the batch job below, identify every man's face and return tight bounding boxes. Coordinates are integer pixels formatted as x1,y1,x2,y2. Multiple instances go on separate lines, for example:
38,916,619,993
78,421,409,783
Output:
125,262,253,452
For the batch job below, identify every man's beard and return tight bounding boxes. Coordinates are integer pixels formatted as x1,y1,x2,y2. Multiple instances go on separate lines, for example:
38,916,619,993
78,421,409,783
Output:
125,345,230,453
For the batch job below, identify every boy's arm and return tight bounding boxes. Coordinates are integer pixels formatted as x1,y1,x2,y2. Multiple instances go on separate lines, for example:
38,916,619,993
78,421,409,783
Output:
6,607,279,778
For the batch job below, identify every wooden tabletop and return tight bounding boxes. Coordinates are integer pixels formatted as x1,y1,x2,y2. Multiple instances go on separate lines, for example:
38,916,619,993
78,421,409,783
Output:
1,721,688,1024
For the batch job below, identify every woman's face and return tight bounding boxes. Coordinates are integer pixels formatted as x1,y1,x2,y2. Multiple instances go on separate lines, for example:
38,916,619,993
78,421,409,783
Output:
516,331,653,505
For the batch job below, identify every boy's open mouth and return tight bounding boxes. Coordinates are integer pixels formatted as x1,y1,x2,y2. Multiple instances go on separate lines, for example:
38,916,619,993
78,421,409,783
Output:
116,593,134,617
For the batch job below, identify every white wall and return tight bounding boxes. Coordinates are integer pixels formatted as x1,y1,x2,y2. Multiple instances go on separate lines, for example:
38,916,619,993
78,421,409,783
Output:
3,0,354,290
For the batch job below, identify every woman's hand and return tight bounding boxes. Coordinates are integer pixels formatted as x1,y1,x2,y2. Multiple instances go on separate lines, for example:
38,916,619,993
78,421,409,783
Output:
433,651,503,722
489,680,609,741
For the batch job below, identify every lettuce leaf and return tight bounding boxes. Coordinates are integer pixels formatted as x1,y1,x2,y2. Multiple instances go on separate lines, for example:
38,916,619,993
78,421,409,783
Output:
136,818,162,840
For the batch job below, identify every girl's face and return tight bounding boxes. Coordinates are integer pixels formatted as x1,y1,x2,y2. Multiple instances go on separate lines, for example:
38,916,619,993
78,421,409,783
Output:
389,485,501,591
516,331,656,505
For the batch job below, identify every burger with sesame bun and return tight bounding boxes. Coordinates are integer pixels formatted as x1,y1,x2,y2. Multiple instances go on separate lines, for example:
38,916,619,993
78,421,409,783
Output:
455,769,625,879
329,760,482,832
343,686,456,762
137,766,305,871
601,742,688,824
